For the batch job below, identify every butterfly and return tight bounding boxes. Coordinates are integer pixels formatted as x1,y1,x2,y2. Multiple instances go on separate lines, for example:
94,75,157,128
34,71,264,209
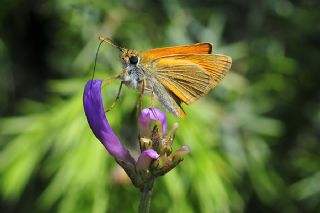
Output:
98,36,232,118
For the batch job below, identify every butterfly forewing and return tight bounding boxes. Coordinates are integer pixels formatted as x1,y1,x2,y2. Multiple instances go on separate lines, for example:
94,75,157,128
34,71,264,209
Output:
140,43,213,64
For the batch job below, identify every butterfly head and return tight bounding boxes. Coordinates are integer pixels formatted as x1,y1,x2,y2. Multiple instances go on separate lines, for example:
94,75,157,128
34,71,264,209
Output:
118,48,144,89
98,36,144,89
120,49,140,68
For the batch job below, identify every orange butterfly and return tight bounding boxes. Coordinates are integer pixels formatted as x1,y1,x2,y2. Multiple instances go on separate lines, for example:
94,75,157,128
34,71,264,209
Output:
99,36,232,118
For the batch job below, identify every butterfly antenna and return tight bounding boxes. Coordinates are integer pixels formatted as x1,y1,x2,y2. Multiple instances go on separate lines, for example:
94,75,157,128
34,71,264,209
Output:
90,39,104,89
98,36,123,51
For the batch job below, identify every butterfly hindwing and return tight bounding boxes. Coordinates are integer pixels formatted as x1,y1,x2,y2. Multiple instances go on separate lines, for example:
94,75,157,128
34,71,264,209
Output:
150,54,231,104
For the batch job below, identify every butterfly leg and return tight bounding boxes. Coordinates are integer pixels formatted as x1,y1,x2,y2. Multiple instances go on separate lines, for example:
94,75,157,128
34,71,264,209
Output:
105,81,123,113
136,79,146,119
102,71,123,86
150,91,160,121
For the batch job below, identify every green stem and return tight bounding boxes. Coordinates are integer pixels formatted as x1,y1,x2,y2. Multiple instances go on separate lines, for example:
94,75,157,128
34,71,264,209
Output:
138,179,154,213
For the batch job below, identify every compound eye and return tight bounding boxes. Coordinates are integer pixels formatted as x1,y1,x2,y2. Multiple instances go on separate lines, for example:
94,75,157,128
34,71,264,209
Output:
129,55,139,65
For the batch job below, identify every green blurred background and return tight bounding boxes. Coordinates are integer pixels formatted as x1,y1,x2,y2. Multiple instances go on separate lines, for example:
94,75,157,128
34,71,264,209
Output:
0,0,319,212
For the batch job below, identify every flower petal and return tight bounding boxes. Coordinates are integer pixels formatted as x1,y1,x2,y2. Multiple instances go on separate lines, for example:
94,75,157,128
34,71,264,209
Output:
136,149,160,171
172,146,190,163
139,108,167,135
83,80,132,162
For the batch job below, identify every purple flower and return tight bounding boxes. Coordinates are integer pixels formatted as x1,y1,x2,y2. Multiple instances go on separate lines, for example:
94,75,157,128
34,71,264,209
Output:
83,80,134,163
172,146,190,163
83,79,190,189
139,108,167,136
136,149,160,171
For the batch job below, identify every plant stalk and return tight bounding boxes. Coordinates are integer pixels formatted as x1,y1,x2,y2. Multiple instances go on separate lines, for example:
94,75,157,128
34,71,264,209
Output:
138,179,154,213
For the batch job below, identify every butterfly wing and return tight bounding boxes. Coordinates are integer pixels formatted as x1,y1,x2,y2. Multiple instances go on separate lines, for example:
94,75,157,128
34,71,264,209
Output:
148,76,186,118
140,43,213,64
151,54,232,105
